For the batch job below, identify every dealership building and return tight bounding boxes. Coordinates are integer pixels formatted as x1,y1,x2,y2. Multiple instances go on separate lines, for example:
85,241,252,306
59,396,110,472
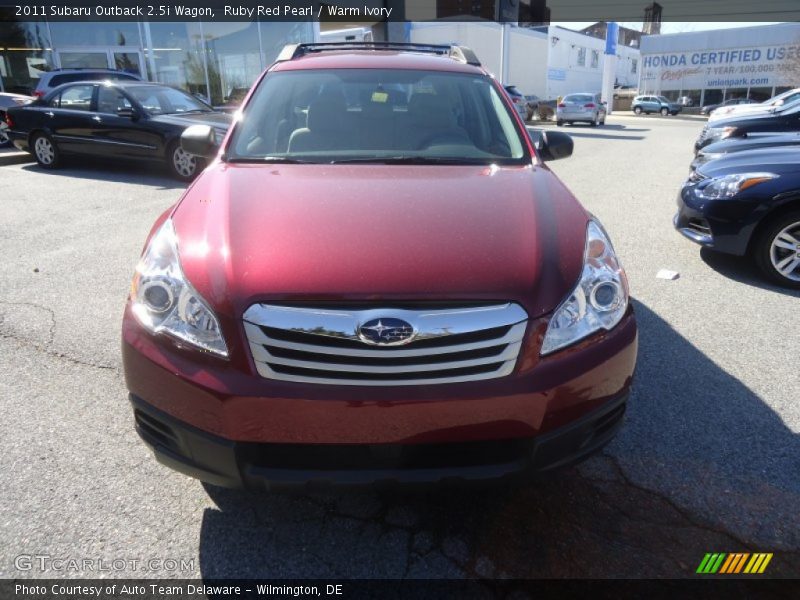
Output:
0,19,317,103
639,22,800,106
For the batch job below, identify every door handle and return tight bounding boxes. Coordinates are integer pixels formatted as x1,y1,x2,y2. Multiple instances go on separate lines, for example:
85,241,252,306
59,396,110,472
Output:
45,111,54,118
92,116,102,122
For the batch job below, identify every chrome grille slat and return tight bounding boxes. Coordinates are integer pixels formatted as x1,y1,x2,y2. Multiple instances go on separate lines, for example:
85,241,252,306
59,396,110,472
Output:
249,341,522,374
243,321,527,358
243,303,528,386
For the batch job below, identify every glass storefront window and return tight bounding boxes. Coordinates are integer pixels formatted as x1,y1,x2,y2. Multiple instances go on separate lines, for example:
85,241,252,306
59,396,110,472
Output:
0,17,53,94
703,89,723,105
49,21,141,47
145,22,209,101
202,22,261,106
260,22,315,67
681,89,701,107
748,87,772,102
725,88,748,101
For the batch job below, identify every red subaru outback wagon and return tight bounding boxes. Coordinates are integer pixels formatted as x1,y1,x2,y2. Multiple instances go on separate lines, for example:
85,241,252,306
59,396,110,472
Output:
122,43,637,489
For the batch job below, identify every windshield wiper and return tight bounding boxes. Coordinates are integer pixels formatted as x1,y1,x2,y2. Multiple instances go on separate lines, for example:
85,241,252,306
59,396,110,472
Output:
227,156,315,164
328,156,491,165
172,109,211,114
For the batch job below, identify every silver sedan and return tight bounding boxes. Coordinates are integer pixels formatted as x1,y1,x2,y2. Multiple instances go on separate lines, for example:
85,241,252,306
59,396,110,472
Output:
556,93,607,127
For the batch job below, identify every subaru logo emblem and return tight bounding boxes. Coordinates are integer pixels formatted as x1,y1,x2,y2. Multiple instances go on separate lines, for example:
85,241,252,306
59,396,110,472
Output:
358,318,416,346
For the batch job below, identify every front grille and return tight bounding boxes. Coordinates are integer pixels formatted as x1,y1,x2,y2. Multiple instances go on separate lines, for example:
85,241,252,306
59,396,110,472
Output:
687,218,712,236
243,303,528,386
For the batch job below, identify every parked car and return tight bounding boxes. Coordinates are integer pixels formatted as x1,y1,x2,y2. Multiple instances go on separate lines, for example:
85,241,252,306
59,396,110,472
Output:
709,88,800,122
700,97,755,116
694,102,800,153
556,92,607,126
631,95,682,116
504,85,528,120
6,81,232,180
676,146,800,288
31,68,141,99
691,132,800,173
524,94,541,120
0,92,33,148
677,96,694,107
122,42,637,489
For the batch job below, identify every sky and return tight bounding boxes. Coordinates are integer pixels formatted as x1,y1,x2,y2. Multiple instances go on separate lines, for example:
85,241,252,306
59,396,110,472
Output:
552,21,783,34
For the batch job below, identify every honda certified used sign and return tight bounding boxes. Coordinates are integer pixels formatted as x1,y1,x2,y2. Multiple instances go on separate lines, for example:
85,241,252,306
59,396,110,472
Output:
641,44,800,90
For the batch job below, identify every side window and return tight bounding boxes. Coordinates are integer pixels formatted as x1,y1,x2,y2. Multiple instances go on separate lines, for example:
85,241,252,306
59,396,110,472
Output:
97,87,131,115
58,85,95,112
48,93,62,108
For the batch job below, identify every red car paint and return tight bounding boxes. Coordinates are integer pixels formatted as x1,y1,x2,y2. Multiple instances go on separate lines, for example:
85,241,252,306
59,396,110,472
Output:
122,48,637,485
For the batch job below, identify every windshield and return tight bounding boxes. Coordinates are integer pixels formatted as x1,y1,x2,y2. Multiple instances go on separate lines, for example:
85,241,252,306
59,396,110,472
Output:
658,96,670,103
227,69,528,165
564,94,593,103
127,86,210,115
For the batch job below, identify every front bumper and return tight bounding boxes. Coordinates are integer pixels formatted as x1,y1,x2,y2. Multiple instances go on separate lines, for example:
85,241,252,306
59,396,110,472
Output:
130,389,629,490
674,183,762,255
123,303,637,487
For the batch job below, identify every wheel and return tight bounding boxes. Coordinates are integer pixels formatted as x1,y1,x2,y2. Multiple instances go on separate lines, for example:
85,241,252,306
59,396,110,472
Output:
633,106,642,115
0,116,10,148
754,211,800,288
32,132,60,169
556,120,564,127
168,140,202,181
590,115,598,127
661,107,669,116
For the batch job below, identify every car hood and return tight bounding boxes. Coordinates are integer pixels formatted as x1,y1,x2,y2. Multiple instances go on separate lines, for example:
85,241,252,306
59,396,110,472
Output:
149,111,233,129
702,133,800,155
697,146,800,178
709,104,772,121
171,163,589,319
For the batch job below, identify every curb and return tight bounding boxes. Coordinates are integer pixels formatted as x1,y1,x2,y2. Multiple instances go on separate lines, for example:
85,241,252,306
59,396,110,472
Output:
0,150,33,167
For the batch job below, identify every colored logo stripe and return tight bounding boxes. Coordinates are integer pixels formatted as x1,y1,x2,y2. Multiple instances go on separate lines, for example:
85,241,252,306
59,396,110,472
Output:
697,553,773,574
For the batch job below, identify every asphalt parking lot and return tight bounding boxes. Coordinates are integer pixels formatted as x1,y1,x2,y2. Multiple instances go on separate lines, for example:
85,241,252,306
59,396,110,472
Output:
1,113,798,580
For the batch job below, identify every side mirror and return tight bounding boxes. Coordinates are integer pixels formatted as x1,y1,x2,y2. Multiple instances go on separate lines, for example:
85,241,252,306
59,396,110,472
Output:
538,130,573,161
181,124,217,158
117,107,137,119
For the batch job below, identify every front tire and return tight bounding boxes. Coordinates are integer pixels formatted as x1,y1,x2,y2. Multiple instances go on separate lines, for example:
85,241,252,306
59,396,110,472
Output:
633,106,642,115
168,141,202,181
32,132,60,169
754,211,800,288
661,107,669,116
0,117,11,148
556,119,564,127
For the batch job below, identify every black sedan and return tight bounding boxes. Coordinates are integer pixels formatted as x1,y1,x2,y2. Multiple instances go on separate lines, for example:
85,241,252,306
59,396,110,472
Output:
675,146,800,287
6,81,232,180
694,103,800,153
691,132,800,173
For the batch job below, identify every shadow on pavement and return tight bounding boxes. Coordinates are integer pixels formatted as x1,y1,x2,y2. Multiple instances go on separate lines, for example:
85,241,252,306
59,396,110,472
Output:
699,247,800,298
20,159,186,190
195,301,799,579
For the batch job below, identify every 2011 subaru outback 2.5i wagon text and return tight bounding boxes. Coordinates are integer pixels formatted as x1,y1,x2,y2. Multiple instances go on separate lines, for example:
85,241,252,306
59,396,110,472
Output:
122,43,638,490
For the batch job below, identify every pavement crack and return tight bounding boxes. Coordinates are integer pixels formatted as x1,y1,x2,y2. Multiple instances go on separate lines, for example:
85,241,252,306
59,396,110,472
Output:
0,301,117,372
597,452,756,549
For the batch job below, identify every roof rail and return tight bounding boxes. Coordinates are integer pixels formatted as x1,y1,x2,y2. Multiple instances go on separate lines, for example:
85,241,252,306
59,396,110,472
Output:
276,42,481,66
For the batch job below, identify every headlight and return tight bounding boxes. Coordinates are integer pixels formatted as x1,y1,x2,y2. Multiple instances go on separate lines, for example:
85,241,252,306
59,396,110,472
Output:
541,221,629,355
131,220,228,357
698,172,777,199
